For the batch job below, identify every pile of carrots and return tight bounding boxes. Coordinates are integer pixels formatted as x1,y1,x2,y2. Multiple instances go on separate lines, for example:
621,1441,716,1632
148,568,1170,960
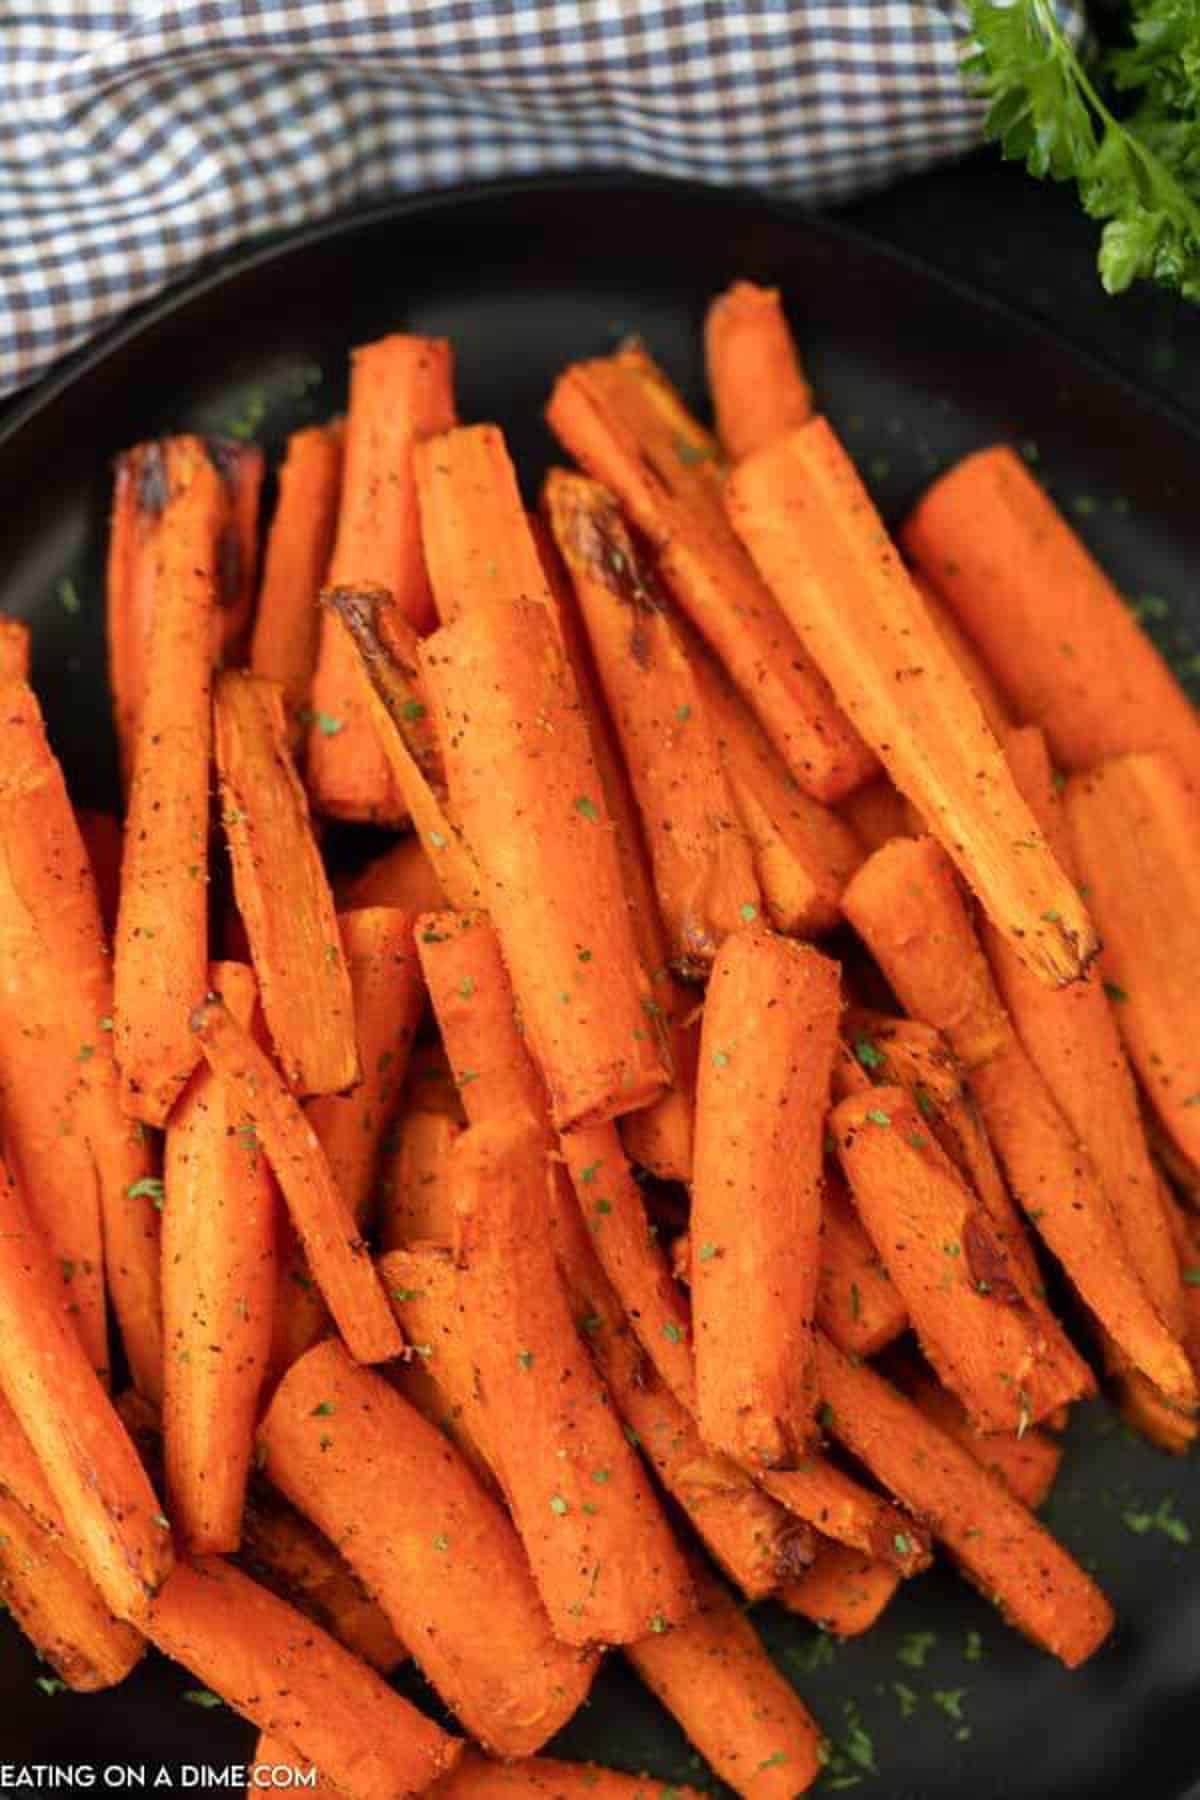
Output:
1,275,1198,1799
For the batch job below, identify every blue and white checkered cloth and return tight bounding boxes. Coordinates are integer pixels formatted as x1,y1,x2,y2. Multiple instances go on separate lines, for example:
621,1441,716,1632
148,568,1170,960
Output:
0,2,1086,402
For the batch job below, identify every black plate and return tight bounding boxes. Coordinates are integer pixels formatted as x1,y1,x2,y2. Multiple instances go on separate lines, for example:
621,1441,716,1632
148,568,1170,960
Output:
2,175,1199,1800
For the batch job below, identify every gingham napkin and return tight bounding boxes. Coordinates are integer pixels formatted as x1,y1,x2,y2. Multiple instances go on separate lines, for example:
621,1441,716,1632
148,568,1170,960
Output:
1,1,1086,403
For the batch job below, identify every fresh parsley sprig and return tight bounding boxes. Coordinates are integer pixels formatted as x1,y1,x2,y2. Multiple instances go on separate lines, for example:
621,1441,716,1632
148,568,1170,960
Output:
963,0,1200,299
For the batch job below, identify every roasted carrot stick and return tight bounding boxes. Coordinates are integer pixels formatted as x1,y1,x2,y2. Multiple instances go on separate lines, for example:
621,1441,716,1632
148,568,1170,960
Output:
0,678,162,1397
326,586,482,909
842,835,1193,1409
762,1456,932,1575
149,1558,460,1799
832,1086,1089,1429
548,349,875,804
778,1540,901,1638
239,1483,407,1674
113,438,219,1125
533,500,695,1179
250,422,344,749
336,834,446,914
704,281,813,462
76,808,123,937
911,571,1013,741
378,1109,460,1250
0,1487,145,1691
1065,753,1200,1172
0,1151,171,1623
542,471,760,971
816,1333,1112,1665
453,1112,693,1645
262,1337,597,1753
837,774,914,852
251,1744,708,1800
902,445,1200,780
216,670,357,1096
816,1172,909,1356
190,994,402,1365
903,1369,1062,1510
415,424,552,629
693,929,839,1466
421,597,669,1127
379,1244,501,1483
209,436,265,659
163,962,277,1554
627,1562,823,1799
728,419,1097,986
308,336,456,821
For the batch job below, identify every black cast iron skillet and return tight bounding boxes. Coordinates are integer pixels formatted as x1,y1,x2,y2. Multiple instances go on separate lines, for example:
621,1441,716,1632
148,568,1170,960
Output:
2,174,1199,1800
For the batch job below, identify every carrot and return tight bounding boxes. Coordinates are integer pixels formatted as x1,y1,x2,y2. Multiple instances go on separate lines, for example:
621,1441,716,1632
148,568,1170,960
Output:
842,834,1194,1409
692,929,839,1465
435,1753,706,1800
163,962,277,1553
415,424,552,629
379,1244,501,1483
378,1109,460,1250
264,1337,597,1752
149,1558,460,1798
250,421,344,749
325,586,482,909
421,596,669,1127
704,281,813,462
534,497,695,1179
0,1151,172,1623
728,420,1097,985
903,1368,1062,1510
208,437,265,660
76,808,123,936
0,1487,146,1691
113,438,219,1125
267,1218,331,1388
837,774,914,852
453,1112,694,1645
626,1562,824,1799
0,678,162,1397
0,1391,74,1534
910,571,1013,741
308,336,456,821
832,1086,1089,1429
762,1456,932,1575
336,834,446,914
190,994,402,1365
216,670,358,1095
816,1172,909,1356
816,1334,1112,1665
777,1541,901,1638
542,470,759,971
546,349,875,805
1065,752,1200,1172
902,445,1200,780
239,1483,407,1674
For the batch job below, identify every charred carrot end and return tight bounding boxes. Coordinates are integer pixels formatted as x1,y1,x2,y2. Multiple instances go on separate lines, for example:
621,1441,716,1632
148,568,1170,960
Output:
163,962,277,1555
250,421,344,749
816,1171,909,1357
705,282,813,462
149,1558,461,1799
453,1112,692,1645
208,437,264,662
0,616,30,681
0,1489,146,1691
778,1540,901,1639
693,929,840,1466
261,1337,596,1756
415,424,552,629
0,1153,172,1624
902,445,1200,780
728,420,1097,986
816,1335,1113,1666
762,1456,932,1576
832,1086,1088,1431
216,671,358,1096
904,1369,1062,1510
377,1109,460,1250
546,355,876,807
627,1562,824,1798
422,596,669,1129
190,994,402,1365
114,437,220,1126
325,586,481,908
309,335,456,821
336,834,446,914
1065,753,1200,1173
543,470,760,972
